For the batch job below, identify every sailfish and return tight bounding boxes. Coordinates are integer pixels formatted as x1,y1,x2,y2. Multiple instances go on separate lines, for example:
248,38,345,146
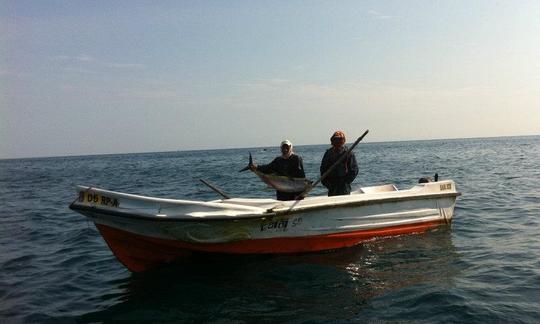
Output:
240,153,312,193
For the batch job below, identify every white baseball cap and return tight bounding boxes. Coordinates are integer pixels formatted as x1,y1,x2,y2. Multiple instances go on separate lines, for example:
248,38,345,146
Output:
280,139,292,147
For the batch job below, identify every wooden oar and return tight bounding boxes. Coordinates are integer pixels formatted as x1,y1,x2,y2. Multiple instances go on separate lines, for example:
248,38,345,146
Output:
199,179,231,199
297,129,369,200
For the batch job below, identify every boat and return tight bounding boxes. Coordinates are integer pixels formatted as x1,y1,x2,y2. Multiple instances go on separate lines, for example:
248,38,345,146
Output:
69,179,461,272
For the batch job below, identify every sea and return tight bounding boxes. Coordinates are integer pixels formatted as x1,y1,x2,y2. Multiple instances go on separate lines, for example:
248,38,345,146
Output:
1,136,539,323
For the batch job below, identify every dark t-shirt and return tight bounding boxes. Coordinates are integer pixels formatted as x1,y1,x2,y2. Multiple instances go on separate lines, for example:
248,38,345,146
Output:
257,154,305,178
320,146,358,187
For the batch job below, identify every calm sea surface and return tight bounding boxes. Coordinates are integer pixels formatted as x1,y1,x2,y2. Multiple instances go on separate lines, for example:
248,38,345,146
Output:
1,136,539,323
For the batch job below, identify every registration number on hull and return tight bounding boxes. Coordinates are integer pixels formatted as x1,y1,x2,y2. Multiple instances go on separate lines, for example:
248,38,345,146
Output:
440,183,452,191
260,217,302,232
79,191,119,208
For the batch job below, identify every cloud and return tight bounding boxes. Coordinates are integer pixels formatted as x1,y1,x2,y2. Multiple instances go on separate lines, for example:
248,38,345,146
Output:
53,54,146,71
0,69,14,76
61,67,99,74
0,68,27,78
75,54,96,62
232,79,505,112
368,10,393,20
117,88,182,100
56,78,186,102
103,62,146,69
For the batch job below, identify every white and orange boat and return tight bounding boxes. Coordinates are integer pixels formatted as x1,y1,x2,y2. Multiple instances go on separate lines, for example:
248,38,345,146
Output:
69,180,460,272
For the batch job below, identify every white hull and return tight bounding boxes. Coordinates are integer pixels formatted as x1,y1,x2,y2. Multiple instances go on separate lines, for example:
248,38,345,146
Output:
70,180,460,271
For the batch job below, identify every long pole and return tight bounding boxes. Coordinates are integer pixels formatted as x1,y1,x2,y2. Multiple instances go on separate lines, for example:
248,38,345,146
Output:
199,179,231,199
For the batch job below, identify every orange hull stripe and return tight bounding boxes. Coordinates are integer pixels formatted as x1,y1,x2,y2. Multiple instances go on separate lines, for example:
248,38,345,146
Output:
95,220,446,272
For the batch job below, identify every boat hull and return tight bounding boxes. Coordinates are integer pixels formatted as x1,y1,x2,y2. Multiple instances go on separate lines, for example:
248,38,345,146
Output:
95,219,447,272
70,180,460,272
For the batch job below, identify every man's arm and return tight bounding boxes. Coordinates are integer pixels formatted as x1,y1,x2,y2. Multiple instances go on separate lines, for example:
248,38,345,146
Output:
256,158,278,174
320,151,332,188
345,153,359,184
295,155,306,178
320,151,329,175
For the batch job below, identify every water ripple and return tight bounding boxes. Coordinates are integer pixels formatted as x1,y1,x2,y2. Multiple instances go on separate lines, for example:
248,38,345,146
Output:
1,136,539,322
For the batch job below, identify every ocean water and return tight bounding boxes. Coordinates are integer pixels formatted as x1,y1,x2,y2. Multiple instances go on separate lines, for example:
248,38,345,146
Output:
1,136,539,323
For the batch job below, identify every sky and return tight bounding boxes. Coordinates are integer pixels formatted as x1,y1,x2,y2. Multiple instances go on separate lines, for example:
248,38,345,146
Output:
1,0,539,159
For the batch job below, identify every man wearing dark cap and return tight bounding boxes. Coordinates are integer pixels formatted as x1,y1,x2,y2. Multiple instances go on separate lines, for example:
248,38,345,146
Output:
250,140,306,201
320,131,358,196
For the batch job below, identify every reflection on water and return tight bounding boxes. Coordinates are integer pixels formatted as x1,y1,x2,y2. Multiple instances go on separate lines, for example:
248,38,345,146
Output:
77,228,460,322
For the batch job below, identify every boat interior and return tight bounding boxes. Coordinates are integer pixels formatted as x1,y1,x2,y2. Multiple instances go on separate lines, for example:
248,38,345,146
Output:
353,184,398,194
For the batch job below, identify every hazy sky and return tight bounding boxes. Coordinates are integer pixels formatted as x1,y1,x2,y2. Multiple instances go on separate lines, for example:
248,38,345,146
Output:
1,1,539,159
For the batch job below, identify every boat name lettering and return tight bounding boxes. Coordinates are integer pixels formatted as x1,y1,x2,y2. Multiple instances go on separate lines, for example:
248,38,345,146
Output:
440,183,452,191
260,219,289,232
79,192,119,208
292,217,302,227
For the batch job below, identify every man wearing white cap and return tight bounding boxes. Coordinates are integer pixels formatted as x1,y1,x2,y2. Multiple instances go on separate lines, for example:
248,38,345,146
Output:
250,139,306,200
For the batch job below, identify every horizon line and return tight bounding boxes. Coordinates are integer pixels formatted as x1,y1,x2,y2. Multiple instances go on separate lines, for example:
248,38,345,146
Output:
1,133,538,161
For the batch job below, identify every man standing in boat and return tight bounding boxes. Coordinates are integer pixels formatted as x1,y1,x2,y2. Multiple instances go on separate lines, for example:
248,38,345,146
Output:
250,140,306,201
320,131,359,196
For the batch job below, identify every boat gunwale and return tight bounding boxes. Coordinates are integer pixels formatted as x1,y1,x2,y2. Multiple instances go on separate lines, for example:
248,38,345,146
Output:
74,185,267,212
271,192,461,215
70,191,461,222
